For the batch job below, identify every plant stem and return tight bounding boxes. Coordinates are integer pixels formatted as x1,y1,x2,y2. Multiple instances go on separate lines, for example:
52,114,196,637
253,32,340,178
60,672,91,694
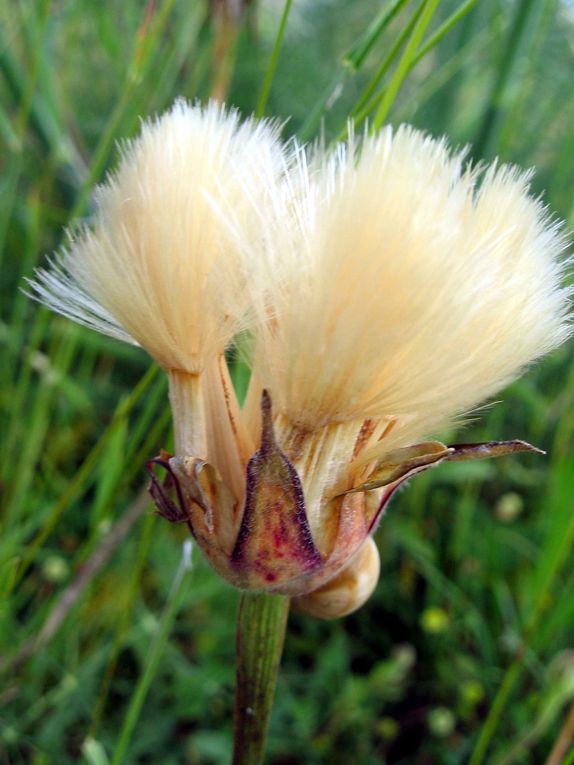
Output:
232,592,290,765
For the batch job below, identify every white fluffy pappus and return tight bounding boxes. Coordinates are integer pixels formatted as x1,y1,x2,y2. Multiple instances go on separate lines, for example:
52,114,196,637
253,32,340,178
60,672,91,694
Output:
28,99,288,374
247,125,572,448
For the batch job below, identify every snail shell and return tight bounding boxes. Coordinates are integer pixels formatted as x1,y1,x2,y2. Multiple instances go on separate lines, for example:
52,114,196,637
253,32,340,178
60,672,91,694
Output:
291,536,380,620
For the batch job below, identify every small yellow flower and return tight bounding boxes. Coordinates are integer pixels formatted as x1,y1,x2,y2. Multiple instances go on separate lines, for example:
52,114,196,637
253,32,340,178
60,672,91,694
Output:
29,103,571,619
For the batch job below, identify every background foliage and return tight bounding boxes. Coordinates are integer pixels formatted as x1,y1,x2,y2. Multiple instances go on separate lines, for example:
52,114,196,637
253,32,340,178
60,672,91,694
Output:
1,1,574,763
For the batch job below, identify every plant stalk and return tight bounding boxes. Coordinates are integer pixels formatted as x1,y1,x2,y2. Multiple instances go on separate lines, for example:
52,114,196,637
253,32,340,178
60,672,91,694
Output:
232,592,290,765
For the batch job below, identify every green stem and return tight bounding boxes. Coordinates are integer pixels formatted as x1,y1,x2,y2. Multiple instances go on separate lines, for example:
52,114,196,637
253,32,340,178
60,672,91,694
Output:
232,592,290,765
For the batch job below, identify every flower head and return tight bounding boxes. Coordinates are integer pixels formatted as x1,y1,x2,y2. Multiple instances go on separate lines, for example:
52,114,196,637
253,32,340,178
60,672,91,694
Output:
29,105,572,618
219,126,571,615
248,127,571,440
29,99,286,374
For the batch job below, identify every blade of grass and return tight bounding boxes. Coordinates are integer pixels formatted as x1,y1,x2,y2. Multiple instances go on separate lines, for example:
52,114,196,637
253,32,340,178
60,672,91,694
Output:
371,0,441,131
72,398,169,566
109,540,194,765
351,0,425,116
0,489,150,672
5,189,42,390
394,24,488,123
297,0,411,141
4,317,84,521
494,675,574,765
255,0,293,117
473,0,538,158
88,513,157,739
344,0,411,72
469,443,574,764
4,364,160,593
411,0,478,66
147,1,208,103
346,0,425,133
69,0,179,221
0,2,53,269
496,0,557,157
0,155,22,269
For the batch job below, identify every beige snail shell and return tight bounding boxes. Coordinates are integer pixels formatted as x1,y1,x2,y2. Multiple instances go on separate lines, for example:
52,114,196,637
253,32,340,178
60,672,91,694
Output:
291,536,380,619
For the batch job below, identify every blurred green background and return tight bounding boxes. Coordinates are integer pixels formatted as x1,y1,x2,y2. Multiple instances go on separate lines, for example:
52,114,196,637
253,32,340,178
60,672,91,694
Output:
1,1,574,763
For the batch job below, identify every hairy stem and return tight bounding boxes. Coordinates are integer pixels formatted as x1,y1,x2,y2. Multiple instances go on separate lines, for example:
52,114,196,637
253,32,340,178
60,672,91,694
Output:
232,592,290,765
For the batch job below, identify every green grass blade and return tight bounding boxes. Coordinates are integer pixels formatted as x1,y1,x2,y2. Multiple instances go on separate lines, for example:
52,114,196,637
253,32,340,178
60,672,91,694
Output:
473,0,538,158
298,0,411,141
68,0,180,221
6,365,160,592
343,0,411,72
348,0,425,129
109,541,194,765
469,443,574,764
88,513,157,740
371,0,441,131
411,0,479,67
255,0,293,117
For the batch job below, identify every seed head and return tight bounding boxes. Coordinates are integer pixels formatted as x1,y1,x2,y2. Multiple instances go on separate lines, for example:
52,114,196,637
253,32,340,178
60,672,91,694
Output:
28,105,572,618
